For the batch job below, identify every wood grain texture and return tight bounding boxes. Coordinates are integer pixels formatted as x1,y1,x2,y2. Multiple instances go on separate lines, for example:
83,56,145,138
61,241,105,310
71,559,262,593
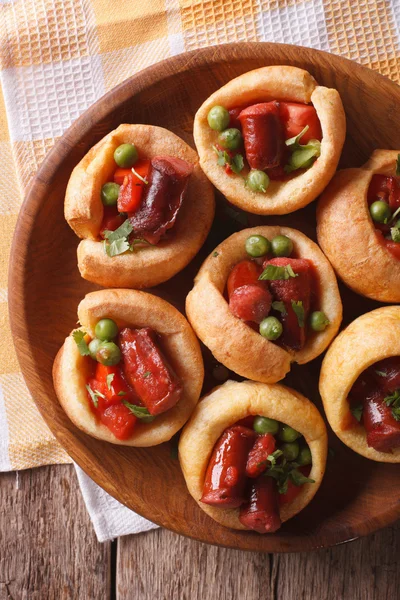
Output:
8,43,400,552
0,465,111,600
117,525,400,600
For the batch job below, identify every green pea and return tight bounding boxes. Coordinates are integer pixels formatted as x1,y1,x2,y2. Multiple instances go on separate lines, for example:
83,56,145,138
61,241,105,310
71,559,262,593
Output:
246,170,270,193
310,311,330,332
369,200,391,224
95,318,119,341
271,235,293,257
297,446,312,466
253,416,280,435
217,128,242,150
96,341,121,366
245,235,271,258
278,424,301,443
88,338,102,360
114,143,138,168
259,317,283,341
207,105,230,131
281,441,300,461
101,182,120,207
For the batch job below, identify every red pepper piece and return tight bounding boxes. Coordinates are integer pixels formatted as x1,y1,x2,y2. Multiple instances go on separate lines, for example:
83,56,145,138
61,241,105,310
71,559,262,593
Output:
239,476,281,533
246,433,276,478
99,403,137,440
238,102,285,170
128,155,193,244
94,364,136,405
114,168,133,185
117,159,151,214
363,392,400,452
368,174,400,213
264,257,312,350
279,102,322,143
227,260,264,298
385,240,400,260
119,327,182,416
99,206,124,238
228,106,244,130
229,284,272,324
201,426,257,508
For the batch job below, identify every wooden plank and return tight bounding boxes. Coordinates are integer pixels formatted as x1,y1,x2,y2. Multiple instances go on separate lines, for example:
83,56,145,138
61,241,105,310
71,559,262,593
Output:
117,524,400,600
0,465,111,600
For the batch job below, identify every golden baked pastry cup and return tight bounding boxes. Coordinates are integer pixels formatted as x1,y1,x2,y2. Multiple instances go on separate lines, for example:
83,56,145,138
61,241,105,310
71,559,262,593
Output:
193,66,345,215
186,226,342,383
179,379,328,530
319,306,400,463
65,124,215,288
317,149,400,303
53,289,204,446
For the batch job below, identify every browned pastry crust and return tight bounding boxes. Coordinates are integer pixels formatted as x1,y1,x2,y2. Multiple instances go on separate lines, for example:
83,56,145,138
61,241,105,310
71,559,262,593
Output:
319,306,400,463
65,124,215,288
53,289,204,446
193,66,345,215
186,226,342,383
317,149,400,303
179,380,328,530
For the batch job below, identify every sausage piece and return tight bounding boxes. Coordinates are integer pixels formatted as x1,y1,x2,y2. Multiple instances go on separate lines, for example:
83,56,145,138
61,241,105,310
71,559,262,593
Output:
229,284,272,324
119,327,182,416
238,102,285,170
201,426,257,508
246,433,276,478
239,476,281,533
264,257,312,350
363,392,400,452
128,155,193,244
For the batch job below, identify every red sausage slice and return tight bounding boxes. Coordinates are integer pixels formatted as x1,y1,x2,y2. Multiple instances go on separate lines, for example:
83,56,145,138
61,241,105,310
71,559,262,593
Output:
363,392,400,452
238,102,285,170
227,260,264,298
119,327,182,416
128,155,193,244
239,476,281,533
264,257,312,350
201,426,257,508
229,284,272,324
246,433,276,478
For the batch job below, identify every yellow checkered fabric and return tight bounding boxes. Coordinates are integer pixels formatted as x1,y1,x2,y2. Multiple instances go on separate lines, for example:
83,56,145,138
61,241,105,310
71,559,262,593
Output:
0,0,399,470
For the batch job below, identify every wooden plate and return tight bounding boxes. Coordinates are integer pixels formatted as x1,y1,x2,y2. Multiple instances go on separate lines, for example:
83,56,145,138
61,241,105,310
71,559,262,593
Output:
9,43,400,552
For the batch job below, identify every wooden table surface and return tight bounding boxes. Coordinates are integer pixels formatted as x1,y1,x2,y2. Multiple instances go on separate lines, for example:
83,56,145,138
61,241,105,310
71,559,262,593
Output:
0,465,398,599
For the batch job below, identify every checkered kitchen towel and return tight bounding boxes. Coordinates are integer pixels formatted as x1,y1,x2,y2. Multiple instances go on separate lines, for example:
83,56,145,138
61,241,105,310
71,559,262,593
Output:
0,0,399,537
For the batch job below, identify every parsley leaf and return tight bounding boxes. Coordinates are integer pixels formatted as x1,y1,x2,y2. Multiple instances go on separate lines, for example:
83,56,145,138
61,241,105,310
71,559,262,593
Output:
291,300,305,327
231,153,244,174
103,219,133,243
289,469,315,487
267,449,283,466
117,391,127,396
143,371,151,379
264,450,314,494
383,389,400,421
86,384,105,408
72,330,91,356
212,251,219,257
284,125,321,173
259,264,298,281
351,405,363,422
105,238,130,257
212,145,244,174
106,373,114,390
103,219,136,257
272,301,287,316
396,154,400,177
122,401,155,422
391,227,400,243
375,370,387,377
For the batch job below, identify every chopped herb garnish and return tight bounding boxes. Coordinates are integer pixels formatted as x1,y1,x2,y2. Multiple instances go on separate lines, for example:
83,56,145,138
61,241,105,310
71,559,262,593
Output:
259,264,298,281
212,145,244,174
390,206,400,223
122,401,155,422
267,449,283,466
264,450,314,494
86,384,105,408
350,405,363,422
212,251,219,257
285,126,310,148
284,125,321,173
391,227,400,243
72,330,91,356
103,219,134,243
383,389,400,422
117,391,127,396
231,153,244,174
289,469,315,487
103,219,137,257
272,301,287,316
106,373,115,390
131,166,149,184
291,300,305,327
375,370,387,377
143,371,151,379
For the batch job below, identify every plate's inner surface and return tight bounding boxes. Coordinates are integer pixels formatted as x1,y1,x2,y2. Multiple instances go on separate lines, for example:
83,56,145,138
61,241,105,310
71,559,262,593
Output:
11,44,400,552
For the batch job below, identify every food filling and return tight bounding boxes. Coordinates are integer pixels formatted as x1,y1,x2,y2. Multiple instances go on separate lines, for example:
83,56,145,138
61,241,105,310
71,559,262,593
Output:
99,143,193,256
206,101,322,192
346,356,400,452
200,415,314,533
73,318,182,440
226,234,329,351
367,166,400,260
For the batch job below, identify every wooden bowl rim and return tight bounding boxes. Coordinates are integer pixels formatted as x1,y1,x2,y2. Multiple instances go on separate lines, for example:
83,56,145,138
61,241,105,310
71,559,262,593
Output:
8,42,400,552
